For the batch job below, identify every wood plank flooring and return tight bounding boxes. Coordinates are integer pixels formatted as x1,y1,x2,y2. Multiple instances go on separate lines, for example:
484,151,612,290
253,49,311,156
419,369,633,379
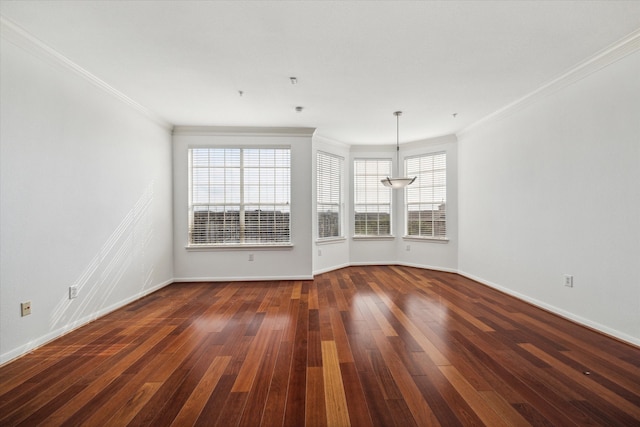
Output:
1,265,639,426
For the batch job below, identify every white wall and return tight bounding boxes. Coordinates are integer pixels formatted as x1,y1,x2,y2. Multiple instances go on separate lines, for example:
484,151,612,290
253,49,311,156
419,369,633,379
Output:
172,127,314,281
457,50,640,345
349,145,399,265
347,140,459,271
313,135,351,274
0,30,174,363
397,135,458,272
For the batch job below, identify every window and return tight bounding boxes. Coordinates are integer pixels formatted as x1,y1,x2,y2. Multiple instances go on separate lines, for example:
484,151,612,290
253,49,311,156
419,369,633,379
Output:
405,152,446,239
354,159,392,236
317,151,343,239
188,147,291,246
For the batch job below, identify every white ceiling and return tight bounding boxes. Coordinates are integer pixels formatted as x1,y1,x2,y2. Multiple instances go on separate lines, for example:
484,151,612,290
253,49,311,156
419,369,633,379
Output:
2,1,639,144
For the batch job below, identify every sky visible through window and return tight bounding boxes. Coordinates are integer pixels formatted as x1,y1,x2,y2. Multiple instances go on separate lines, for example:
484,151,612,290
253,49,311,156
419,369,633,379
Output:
191,148,290,208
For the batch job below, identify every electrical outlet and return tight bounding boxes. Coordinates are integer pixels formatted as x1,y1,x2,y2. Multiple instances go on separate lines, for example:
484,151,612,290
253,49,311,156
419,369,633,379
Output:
21,301,31,316
406,245,411,251
69,285,78,299
563,274,574,288
318,249,322,256
248,253,254,261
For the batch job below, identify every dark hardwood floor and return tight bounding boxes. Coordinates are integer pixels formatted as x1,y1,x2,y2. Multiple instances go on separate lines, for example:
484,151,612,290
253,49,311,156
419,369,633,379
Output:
1,265,639,426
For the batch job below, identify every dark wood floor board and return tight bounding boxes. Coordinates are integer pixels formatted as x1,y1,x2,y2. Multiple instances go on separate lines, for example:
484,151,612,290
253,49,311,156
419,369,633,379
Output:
411,373,467,427
79,290,215,422
479,334,620,426
143,336,223,426
260,340,293,426
168,355,231,426
282,294,309,426
330,307,356,365
451,330,587,426
513,310,640,376
328,274,350,312
317,284,335,343
193,373,236,427
371,329,441,426
438,364,513,427
232,326,282,393
0,323,121,396
355,370,396,427
0,355,91,421
213,391,249,427
408,346,489,426
367,280,450,367
339,360,373,427
0,323,143,424
305,366,327,427
1,266,639,426
238,330,282,426
537,346,640,406
35,328,176,426
521,343,640,420
561,348,640,401
14,383,87,427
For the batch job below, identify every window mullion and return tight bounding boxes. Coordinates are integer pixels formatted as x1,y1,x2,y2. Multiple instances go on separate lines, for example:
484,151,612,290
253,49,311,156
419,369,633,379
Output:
239,149,245,243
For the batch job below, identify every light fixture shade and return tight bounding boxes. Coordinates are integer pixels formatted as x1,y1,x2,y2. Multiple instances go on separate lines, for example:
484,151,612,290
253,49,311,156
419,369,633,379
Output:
381,176,416,188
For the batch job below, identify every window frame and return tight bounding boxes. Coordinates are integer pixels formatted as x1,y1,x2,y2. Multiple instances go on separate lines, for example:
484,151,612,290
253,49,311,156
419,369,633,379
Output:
316,151,344,241
404,151,447,241
187,146,293,248
353,158,394,238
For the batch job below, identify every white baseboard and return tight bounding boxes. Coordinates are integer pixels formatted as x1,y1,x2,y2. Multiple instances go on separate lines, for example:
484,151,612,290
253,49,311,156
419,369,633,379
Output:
315,261,457,275
172,275,314,283
348,261,397,267
0,279,174,366
457,270,640,347
313,262,351,276
395,261,458,274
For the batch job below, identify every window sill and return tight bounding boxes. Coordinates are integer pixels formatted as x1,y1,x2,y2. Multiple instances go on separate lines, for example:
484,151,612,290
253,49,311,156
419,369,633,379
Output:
186,243,294,251
402,236,449,243
316,237,347,245
352,235,395,241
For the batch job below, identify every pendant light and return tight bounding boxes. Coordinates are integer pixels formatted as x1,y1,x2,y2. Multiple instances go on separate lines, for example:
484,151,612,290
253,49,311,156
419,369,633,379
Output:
381,111,416,188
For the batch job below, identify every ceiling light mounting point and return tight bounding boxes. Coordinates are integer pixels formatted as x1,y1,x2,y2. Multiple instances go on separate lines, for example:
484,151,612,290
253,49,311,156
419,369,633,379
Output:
295,106,303,112
290,77,298,85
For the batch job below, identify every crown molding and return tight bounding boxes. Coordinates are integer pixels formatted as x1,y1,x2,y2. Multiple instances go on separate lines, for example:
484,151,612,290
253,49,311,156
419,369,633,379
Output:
172,125,316,137
458,28,640,136
0,16,172,131
312,133,351,149
402,134,457,151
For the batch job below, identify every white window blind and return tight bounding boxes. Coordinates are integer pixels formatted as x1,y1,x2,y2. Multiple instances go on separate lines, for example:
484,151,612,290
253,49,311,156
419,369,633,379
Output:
317,151,343,239
354,159,392,236
405,152,446,239
189,147,291,245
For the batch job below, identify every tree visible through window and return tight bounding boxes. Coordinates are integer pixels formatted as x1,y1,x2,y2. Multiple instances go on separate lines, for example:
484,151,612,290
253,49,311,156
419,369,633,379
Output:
354,159,392,236
405,152,446,239
317,151,343,239
188,147,291,245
